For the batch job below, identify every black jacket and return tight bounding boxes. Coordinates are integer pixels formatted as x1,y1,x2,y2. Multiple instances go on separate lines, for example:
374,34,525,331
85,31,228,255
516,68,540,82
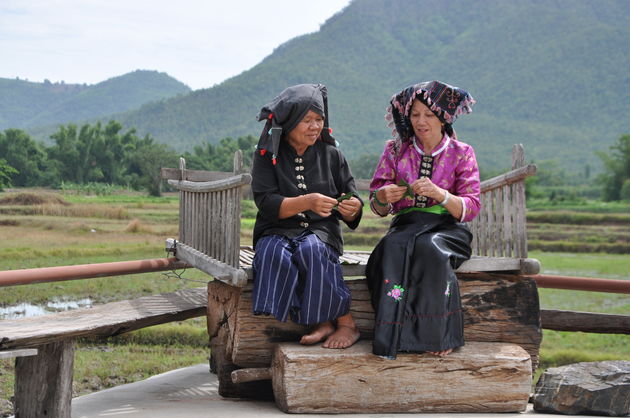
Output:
251,139,362,255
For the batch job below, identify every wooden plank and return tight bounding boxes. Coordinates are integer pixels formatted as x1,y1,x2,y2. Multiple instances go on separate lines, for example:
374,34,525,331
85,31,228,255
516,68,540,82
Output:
167,173,251,193
480,164,537,192
234,187,242,267
210,191,218,260
234,249,540,276
503,184,513,257
203,192,210,255
541,309,630,334
488,189,496,256
227,274,541,370
271,341,531,414
232,149,244,174
512,144,528,258
231,367,272,384
175,243,247,286
14,340,74,418
161,167,237,182
0,288,206,349
0,348,37,359
514,181,527,258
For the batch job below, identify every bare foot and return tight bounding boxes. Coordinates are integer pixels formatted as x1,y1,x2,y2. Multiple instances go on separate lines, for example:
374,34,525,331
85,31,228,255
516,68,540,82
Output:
428,348,453,357
322,313,360,349
300,321,335,345
322,324,360,349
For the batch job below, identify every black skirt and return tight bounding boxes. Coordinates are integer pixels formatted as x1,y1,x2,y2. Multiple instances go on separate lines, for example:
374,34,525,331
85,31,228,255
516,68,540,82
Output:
366,211,472,358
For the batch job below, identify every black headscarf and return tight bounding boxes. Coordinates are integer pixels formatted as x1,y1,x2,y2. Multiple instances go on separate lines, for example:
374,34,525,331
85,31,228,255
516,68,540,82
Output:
256,84,335,165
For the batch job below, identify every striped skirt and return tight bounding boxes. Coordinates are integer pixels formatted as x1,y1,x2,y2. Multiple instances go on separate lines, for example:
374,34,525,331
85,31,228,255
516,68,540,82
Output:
252,232,351,325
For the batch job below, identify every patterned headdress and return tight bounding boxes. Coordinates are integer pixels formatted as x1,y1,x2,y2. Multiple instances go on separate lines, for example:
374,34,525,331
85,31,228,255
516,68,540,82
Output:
257,83,335,165
385,80,475,152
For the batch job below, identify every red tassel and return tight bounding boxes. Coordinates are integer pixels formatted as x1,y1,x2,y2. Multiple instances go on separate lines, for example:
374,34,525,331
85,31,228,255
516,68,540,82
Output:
272,157,277,165
259,149,267,156
328,128,333,134
268,113,273,120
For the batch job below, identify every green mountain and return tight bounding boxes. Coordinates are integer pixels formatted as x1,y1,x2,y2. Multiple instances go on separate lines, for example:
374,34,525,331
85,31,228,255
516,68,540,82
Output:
0,70,190,130
29,1,630,176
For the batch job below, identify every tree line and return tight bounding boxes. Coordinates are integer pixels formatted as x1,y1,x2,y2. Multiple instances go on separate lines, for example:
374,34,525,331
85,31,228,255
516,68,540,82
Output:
1,121,628,202
0,121,257,196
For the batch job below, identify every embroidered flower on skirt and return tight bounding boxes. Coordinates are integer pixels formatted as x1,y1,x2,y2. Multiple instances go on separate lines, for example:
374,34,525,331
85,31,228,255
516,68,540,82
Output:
387,284,405,302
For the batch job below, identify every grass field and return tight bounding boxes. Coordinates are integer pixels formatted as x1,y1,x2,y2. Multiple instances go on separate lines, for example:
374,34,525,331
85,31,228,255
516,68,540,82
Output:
0,189,628,415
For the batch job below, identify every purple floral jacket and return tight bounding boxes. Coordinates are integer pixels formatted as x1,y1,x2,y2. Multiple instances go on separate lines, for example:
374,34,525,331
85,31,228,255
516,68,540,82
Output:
369,134,481,222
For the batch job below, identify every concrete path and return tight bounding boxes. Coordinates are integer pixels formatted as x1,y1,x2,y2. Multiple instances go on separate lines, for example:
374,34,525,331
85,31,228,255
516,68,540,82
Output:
71,364,597,418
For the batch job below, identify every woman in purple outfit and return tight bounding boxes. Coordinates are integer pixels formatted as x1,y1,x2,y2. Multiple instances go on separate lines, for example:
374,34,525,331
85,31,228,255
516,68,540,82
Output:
366,81,481,359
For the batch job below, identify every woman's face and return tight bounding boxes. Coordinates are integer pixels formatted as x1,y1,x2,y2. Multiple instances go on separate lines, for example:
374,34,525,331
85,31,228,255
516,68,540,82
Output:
409,100,442,143
286,110,324,152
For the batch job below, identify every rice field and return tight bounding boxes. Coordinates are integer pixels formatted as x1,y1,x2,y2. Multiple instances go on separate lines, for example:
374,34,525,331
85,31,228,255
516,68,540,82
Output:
0,189,628,415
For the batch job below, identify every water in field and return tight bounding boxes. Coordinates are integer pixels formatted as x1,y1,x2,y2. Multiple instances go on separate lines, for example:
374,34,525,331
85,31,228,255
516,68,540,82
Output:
0,298,93,319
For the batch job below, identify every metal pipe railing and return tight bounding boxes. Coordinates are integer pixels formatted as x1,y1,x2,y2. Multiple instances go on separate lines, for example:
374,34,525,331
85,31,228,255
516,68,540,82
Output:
0,258,188,287
1,263,627,294
528,274,630,294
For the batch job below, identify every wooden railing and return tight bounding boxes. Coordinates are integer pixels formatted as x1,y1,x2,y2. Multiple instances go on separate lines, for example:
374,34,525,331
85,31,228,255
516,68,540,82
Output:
471,146,536,258
161,152,251,285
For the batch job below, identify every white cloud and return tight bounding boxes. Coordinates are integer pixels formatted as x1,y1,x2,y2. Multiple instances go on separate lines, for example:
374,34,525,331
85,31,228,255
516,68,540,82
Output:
0,0,352,89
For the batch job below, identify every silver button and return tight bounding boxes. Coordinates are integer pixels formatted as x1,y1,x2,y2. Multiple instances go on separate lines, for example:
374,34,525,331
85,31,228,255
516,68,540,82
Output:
295,166,304,171
294,157,303,163
296,175,304,180
300,222,309,228
297,212,305,217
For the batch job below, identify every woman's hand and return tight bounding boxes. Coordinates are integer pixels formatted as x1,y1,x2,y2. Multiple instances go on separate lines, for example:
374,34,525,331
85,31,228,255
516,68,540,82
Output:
411,177,446,203
306,193,339,217
376,184,408,204
337,196,362,221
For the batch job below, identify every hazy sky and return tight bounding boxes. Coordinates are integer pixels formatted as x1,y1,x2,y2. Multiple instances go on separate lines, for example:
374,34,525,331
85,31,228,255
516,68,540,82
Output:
0,0,352,90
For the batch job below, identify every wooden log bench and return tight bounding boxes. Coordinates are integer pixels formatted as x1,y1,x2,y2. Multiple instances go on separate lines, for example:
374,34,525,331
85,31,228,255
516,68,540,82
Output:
231,341,533,413
0,287,207,418
162,145,542,412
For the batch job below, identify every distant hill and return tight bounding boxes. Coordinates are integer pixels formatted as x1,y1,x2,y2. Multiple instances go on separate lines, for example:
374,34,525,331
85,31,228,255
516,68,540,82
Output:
23,0,630,177
0,70,190,130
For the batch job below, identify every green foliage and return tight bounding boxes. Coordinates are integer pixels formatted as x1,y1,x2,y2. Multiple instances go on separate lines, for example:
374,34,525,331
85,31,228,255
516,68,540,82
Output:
598,134,630,201
0,159,18,191
126,136,179,196
182,135,257,172
60,182,125,196
3,1,628,186
1,123,184,196
0,129,49,186
90,0,630,184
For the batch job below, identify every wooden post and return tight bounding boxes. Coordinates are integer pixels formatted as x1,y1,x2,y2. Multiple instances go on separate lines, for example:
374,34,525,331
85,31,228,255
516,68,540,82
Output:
14,340,74,418
512,144,527,258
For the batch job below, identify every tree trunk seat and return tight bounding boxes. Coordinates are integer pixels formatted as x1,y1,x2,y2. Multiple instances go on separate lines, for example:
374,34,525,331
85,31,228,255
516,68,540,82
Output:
268,340,532,414
206,272,542,400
